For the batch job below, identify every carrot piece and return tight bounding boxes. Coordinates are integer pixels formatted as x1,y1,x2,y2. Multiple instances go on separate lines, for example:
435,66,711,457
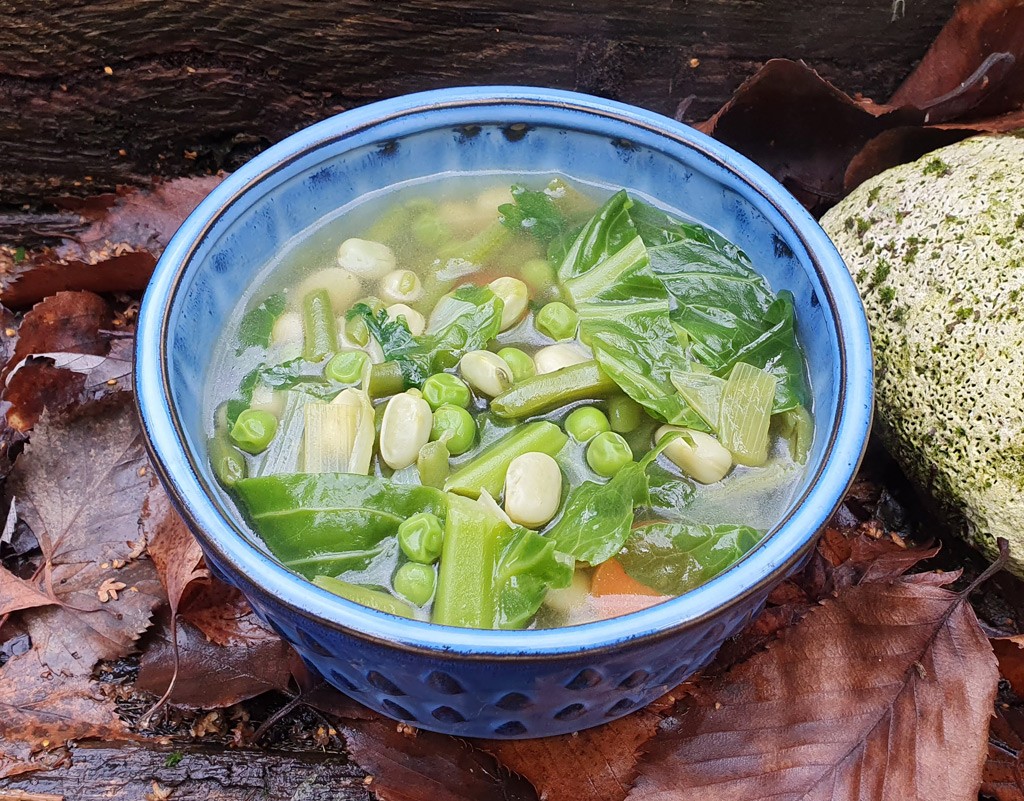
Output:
591,558,662,597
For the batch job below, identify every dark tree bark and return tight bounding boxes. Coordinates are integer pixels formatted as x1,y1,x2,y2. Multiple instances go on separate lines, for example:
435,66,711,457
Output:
0,0,956,206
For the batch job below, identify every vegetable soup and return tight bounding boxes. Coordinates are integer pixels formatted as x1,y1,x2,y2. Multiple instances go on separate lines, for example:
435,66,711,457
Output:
205,176,813,629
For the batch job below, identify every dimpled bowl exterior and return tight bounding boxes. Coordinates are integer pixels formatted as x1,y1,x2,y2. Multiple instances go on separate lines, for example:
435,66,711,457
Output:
136,87,872,739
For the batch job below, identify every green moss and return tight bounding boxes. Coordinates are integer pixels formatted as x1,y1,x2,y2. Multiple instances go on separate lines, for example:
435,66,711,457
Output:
867,186,881,203
878,286,897,306
872,259,891,285
922,158,952,177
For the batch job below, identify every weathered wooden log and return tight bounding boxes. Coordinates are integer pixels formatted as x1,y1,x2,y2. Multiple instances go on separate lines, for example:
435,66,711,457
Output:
0,0,956,206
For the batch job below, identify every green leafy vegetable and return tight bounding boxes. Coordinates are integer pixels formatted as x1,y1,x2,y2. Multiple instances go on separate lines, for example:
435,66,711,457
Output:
618,521,764,595
494,526,574,629
346,286,503,387
237,293,285,352
499,184,568,244
234,473,446,578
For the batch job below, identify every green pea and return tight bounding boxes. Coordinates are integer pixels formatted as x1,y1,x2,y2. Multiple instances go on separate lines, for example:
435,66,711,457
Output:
393,562,437,607
535,302,578,341
565,406,611,442
421,373,472,410
397,512,444,564
497,347,536,383
586,431,633,477
229,409,278,455
430,404,476,455
608,395,644,433
325,350,369,384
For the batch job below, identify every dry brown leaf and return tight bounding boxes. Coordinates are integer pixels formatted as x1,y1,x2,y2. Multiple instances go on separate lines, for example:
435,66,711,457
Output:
985,705,1024,801
482,706,664,801
0,566,54,617
344,717,537,801
178,581,279,647
993,635,1024,697
135,613,292,709
0,177,223,308
628,574,998,801
142,481,207,618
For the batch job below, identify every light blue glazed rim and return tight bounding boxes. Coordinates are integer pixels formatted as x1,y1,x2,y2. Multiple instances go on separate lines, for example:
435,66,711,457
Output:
136,86,873,659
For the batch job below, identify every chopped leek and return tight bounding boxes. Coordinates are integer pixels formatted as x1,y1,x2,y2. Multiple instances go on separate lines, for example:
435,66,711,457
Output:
717,362,777,467
301,388,374,474
671,370,727,430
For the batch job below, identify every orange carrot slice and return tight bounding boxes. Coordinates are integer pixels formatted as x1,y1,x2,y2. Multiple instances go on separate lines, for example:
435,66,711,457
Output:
591,558,662,597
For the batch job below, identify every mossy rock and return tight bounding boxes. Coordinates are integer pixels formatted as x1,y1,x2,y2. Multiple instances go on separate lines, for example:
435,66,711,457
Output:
821,135,1024,573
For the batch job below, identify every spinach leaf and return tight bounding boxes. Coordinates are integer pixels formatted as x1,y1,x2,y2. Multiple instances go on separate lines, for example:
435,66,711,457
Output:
256,357,343,399
558,193,705,427
618,521,764,595
234,473,447,578
644,463,696,519
727,292,808,411
545,461,649,566
236,293,285,353
347,286,503,387
494,526,574,629
498,184,568,245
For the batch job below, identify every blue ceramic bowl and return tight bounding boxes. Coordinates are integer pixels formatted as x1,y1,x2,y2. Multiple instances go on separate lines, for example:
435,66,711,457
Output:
136,87,872,738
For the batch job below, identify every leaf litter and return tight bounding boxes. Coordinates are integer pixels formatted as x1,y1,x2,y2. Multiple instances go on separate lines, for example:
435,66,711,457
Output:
3,3,1024,798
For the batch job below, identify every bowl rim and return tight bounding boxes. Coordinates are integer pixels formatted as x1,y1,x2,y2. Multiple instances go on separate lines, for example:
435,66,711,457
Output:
135,85,873,658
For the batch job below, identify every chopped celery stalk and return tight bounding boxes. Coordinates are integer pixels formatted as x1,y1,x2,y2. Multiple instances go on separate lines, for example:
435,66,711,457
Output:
432,494,502,628
773,405,814,464
717,362,777,467
443,421,568,499
312,575,414,618
417,439,450,489
301,389,374,474
490,360,619,419
301,289,338,362
256,391,310,476
671,370,727,430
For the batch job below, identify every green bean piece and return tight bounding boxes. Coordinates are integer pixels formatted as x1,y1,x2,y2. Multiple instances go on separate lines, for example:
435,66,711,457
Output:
417,440,451,489
366,361,406,399
301,289,338,362
422,373,472,410
432,494,501,628
497,347,536,383
444,421,568,499
535,301,579,341
229,409,278,455
586,431,634,477
208,436,247,487
608,395,644,433
490,360,619,419
430,404,476,455
325,350,369,384
565,406,611,442
398,512,445,564
412,211,452,249
393,562,437,607
312,576,414,618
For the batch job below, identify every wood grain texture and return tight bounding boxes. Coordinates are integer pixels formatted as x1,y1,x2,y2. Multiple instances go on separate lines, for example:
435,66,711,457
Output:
0,0,956,206
0,742,371,800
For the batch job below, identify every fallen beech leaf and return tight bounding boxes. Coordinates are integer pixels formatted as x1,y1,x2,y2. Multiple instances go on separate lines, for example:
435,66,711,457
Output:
0,177,223,309
985,705,1024,801
628,574,998,801
843,126,974,191
0,567,53,616
482,706,664,801
344,717,537,801
136,613,292,709
993,635,1024,697
179,581,278,648
142,482,207,618
890,0,1024,117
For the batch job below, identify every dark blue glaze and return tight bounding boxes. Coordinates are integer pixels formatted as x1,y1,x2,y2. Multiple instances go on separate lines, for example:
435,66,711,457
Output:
135,87,873,738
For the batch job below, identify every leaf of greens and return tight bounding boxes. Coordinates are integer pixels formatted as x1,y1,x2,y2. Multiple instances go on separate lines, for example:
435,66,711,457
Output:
236,293,285,353
347,287,503,387
545,461,649,566
234,473,447,578
498,184,568,245
644,463,696,520
618,522,764,595
256,357,344,400
494,527,574,629
557,190,637,283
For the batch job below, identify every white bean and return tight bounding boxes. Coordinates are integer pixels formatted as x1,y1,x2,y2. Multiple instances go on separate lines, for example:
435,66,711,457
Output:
248,384,285,417
488,276,529,331
655,425,732,484
271,311,303,345
380,392,433,470
459,350,513,397
534,343,591,375
386,304,426,336
379,269,424,305
504,452,562,528
293,267,362,313
337,238,396,279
